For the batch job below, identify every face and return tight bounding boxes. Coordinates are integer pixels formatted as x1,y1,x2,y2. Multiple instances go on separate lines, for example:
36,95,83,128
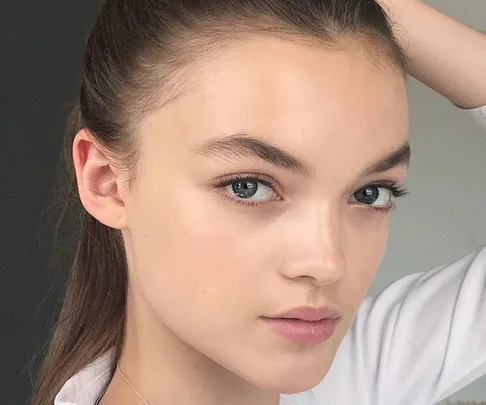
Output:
122,37,409,393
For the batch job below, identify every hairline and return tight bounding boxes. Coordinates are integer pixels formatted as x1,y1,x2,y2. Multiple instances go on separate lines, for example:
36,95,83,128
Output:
124,27,407,190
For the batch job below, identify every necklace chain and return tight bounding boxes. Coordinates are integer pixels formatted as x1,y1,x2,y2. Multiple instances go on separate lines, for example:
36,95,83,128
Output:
116,363,150,405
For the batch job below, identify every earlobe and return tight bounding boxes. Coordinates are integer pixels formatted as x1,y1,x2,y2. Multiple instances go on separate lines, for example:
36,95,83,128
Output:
72,129,128,229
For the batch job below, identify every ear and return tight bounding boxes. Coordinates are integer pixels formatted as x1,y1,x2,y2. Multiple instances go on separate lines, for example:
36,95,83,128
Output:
72,129,128,229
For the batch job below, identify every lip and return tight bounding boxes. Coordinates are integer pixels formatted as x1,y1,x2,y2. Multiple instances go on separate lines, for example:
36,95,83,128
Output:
262,317,340,344
272,305,341,321
262,305,342,344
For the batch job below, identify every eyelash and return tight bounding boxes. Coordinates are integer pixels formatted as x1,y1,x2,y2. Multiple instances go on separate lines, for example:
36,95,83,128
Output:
215,173,410,213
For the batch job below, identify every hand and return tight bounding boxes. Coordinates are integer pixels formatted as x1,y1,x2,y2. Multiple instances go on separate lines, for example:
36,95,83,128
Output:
374,0,486,108
375,0,421,17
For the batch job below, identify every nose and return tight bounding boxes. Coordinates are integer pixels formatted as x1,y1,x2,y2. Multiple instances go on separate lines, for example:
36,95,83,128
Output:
279,203,346,287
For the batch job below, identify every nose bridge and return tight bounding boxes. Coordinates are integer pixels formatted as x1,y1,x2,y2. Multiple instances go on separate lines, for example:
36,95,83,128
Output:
281,201,346,285
312,202,345,265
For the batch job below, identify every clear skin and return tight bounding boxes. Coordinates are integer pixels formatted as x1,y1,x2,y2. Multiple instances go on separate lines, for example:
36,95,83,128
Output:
73,37,409,405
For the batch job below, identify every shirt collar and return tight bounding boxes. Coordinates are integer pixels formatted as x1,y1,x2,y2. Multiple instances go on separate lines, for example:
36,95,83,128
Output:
54,349,114,405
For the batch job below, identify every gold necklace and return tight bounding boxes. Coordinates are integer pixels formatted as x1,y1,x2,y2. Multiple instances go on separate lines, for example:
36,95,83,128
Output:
117,363,150,405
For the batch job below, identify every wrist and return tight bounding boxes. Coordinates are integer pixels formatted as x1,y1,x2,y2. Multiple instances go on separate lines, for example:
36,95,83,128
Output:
378,0,428,47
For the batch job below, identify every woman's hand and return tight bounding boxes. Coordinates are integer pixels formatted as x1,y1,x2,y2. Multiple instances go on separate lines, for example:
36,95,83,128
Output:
376,0,422,18
377,0,486,109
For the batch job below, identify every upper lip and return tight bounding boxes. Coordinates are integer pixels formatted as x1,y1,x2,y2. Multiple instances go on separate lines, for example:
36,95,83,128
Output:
268,305,341,321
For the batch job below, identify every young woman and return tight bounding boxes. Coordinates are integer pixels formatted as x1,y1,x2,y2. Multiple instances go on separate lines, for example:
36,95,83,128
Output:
30,0,486,404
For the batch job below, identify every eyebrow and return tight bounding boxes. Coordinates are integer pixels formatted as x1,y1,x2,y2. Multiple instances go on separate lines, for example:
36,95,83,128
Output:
192,133,410,178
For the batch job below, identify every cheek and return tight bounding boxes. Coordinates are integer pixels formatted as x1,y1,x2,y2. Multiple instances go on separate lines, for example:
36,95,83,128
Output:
344,211,391,308
124,176,266,330
324,214,390,352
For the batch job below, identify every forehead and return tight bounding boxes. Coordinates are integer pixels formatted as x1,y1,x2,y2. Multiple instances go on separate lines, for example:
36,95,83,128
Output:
185,37,405,115
143,36,408,176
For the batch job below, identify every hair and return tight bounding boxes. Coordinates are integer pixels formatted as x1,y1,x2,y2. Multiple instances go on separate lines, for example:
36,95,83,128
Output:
29,1,407,404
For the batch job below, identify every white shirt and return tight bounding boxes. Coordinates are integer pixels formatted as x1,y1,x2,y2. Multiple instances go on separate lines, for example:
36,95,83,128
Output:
55,105,486,405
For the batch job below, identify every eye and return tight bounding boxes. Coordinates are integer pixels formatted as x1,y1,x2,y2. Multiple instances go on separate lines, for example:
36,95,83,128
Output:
216,174,280,207
350,186,391,207
349,182,409,212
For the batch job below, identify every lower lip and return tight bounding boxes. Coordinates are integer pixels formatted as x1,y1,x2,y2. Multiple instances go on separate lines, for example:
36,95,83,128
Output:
262,317,340,344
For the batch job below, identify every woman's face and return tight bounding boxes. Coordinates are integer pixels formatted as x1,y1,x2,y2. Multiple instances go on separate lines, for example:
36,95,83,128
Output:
122,37,409,392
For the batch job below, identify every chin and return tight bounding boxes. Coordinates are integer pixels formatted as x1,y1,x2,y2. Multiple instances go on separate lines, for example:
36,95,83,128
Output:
277,371,328,394
257,359,332,394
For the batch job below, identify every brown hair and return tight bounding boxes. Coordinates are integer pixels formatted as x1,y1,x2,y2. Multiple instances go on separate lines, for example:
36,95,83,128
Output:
30,1,406,404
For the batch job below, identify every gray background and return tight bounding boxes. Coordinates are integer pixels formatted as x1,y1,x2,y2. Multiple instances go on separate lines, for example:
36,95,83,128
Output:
1,0,484,404
369,1,486,402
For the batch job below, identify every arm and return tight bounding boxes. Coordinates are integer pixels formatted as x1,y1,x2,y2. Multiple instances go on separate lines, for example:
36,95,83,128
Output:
379,0,486,109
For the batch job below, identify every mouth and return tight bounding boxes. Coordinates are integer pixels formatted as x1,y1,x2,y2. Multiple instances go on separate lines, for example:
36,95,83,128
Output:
261,317,340,344
262,305,342,344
